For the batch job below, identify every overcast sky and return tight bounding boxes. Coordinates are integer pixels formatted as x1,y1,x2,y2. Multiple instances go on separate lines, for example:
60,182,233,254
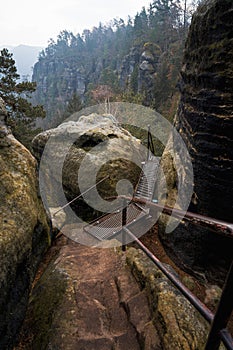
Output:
1,0,152,47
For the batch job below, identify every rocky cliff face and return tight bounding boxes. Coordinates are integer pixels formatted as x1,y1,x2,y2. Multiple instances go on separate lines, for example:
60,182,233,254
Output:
33,58,86,116
32,41,173,126
119,43,162,102
0,98,50,348
179,0,233,222
159,0,233,285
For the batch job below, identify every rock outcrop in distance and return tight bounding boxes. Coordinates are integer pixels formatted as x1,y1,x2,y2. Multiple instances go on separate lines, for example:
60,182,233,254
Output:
32,42,163,126
32,7,184,128
159,0,233,285
0,98,50,349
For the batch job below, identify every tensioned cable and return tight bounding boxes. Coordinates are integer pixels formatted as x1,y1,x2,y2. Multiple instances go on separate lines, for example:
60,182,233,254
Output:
52,175,109,217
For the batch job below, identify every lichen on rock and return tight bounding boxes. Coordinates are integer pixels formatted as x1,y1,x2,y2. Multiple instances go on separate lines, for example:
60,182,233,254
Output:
32,113,144,223
126,247,209,350
0,98,50,349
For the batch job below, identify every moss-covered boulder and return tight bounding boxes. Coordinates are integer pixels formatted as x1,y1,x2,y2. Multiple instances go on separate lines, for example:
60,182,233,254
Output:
32,114,143,223
0,98,50,349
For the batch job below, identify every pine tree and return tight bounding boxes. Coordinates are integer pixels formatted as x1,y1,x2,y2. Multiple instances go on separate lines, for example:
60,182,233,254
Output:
0,48,45,148
64,93,83,118
52,93,83,126
133,7,149,42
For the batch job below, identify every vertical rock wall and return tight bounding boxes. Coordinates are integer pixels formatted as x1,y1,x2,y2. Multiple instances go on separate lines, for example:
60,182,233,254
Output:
159,0,233,284
178,0,233,221
0,98,51,349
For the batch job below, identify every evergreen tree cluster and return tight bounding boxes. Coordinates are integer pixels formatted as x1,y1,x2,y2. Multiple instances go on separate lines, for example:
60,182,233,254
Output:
32,0,201,128
0,48,45,148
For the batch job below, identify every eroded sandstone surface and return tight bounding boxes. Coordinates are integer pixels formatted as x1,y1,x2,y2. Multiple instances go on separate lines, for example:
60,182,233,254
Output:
32,114,144,223
0,98,50,348
159,0,233,285
15,233,209,350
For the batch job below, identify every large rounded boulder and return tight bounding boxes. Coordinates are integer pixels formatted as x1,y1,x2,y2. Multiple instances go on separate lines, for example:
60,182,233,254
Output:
32,114,144,223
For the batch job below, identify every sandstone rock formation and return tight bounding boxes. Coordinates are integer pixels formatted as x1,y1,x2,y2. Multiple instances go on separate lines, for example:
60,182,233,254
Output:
119,46,141,88
32,39,164,126
0,97,7,126
159,0,233,285
119,43,161,103
32,114,144,225
0,98,50,348
126,248,209,350
33,58,86,120
15,238,209,349
15,236,161,350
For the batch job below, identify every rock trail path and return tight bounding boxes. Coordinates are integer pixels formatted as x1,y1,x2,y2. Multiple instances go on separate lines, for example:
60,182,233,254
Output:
16,229,161,349
58,240,159,349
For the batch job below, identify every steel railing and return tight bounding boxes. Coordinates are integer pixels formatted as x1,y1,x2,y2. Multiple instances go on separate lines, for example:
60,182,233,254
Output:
55,125,233,349
120,196,233,350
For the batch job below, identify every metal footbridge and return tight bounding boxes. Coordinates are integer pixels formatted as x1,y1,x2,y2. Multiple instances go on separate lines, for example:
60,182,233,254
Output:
83,154,160,241
84,124,159,241
54,126,233,350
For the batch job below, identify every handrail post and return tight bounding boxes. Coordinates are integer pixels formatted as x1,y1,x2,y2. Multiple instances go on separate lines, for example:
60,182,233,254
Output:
147,124,155,160
205,260,233,350
122,198,127,252
147,124,150,160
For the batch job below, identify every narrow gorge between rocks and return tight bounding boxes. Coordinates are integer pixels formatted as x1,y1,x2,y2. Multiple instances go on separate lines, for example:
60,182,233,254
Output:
0,0,232,349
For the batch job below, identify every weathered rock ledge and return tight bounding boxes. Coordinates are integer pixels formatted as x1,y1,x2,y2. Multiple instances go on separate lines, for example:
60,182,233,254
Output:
15,231,210,349
126,248,209,350
32,114,144,223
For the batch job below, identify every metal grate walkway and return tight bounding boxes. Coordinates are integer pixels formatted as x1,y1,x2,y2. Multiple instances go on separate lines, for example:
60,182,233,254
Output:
84,156,160,241
84,203,146,241
134,155,159,201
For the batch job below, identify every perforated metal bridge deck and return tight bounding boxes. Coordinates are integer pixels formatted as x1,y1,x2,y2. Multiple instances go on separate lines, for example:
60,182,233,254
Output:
84,156,160,241
134,155,159,201
84,203,147,241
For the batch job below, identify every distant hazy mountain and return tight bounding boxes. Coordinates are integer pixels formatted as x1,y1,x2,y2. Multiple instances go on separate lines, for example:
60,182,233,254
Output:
0,44,43,80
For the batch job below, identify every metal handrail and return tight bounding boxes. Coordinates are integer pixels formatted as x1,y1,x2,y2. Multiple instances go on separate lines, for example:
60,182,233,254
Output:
116,129,233,348
123,226,214,322
120,197,233,350
205,261,233,349
120,195,233,239
147,125,155,160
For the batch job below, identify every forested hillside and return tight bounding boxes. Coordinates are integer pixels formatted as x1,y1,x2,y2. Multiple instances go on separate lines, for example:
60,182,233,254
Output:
32,0,199,128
